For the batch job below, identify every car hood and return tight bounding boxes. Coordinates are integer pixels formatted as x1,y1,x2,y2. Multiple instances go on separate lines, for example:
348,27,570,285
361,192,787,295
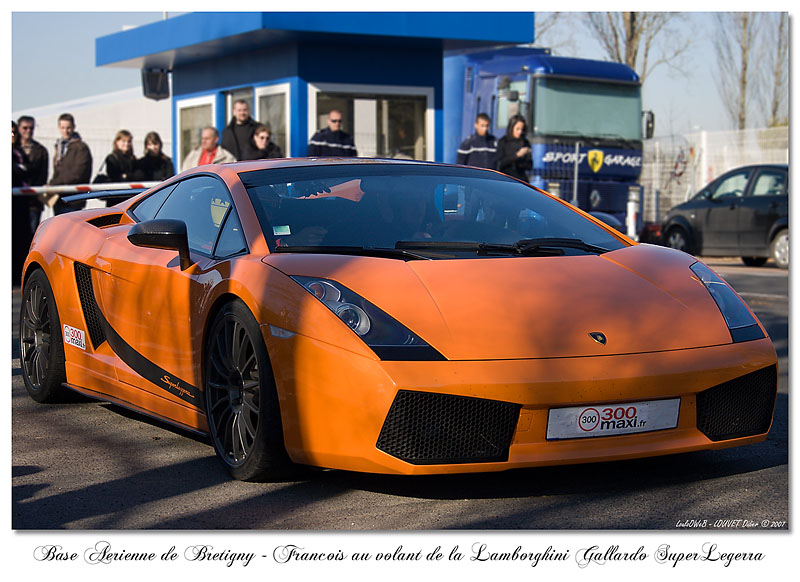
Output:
264,244,735,360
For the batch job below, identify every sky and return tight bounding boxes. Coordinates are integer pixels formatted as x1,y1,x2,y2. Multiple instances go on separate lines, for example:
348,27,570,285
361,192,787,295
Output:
9,9,790,138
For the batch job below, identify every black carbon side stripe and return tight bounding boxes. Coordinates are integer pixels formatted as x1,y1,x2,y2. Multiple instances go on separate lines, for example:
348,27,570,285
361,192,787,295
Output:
86,277,201,407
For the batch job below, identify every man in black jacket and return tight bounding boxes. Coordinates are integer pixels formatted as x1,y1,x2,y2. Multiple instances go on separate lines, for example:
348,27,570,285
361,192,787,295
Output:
16,115,48,185
221,99,257,161
456,113,497,169
307,110,357,157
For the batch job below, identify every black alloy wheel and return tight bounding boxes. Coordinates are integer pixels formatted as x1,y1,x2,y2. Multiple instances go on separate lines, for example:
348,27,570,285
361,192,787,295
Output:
204,300,289,481
19,269,66,402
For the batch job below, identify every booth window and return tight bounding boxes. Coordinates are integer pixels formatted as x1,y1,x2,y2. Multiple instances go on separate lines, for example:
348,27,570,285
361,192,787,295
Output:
316,92,427,160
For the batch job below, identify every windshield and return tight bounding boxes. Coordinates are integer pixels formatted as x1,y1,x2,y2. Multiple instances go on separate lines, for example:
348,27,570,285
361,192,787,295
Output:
240,164,628,257
533,78,642,141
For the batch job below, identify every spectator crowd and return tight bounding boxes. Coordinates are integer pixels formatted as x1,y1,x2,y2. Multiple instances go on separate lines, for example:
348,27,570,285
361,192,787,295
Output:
12,104,527,284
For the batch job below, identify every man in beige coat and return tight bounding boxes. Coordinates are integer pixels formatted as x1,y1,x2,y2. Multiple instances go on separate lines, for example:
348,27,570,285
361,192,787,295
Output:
181,126,236,171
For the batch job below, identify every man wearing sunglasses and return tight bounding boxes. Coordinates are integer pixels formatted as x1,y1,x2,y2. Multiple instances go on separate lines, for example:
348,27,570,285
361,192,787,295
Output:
307,109,358,157
16,116,48,186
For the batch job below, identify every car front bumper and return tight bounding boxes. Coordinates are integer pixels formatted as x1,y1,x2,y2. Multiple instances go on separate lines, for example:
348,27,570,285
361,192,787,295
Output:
264,328,778,475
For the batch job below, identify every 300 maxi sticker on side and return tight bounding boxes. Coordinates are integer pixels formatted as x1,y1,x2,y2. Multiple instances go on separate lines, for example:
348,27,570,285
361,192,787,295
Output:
63,324,86,350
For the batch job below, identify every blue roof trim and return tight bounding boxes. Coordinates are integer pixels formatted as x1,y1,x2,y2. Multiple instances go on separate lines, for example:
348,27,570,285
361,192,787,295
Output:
530,56,640,83
462,47,640,83
96,13,266,67
97,12,535,68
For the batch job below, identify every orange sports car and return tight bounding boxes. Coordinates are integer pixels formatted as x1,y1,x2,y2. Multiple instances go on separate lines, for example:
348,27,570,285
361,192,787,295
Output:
19,158,778,481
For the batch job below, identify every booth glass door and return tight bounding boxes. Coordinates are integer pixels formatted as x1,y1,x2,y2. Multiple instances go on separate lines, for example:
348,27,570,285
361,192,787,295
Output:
255,84,290,157
314,91,428,160
176,95,216,171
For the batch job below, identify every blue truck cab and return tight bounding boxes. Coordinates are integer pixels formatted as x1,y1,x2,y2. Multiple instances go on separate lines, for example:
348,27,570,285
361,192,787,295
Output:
444,47,652,228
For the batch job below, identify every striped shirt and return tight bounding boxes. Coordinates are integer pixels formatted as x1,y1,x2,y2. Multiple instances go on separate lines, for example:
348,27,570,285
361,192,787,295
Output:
307,128,358,157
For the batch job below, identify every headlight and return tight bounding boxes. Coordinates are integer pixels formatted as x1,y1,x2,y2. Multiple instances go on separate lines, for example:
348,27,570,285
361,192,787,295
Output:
690,262,765,343
292,276,445,361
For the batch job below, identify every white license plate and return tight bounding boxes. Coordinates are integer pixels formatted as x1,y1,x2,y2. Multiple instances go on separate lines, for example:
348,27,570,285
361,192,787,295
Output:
546,398,680,440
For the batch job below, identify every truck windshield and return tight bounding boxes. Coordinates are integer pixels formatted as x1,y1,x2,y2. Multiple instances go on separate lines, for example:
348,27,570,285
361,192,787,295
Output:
532,78,642,141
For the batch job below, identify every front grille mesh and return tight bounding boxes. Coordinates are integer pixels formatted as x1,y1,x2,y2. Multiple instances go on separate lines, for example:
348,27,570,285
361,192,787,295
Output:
376,390,521,464
74,263,106,349
696,365,777,441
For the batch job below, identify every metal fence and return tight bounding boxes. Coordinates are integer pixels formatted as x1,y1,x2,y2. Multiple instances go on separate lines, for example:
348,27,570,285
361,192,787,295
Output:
641,126,789,224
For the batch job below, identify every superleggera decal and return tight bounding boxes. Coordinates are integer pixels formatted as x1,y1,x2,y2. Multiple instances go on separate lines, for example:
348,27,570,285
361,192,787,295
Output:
90,290,201,406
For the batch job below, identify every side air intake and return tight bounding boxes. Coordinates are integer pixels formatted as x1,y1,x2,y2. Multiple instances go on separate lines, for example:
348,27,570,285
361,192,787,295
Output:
73,263,106,349
87,214,123,228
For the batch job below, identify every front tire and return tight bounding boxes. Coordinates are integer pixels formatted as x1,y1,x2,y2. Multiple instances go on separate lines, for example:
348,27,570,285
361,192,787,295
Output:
665,226,693,255
203,300,290,481
771,229,788,269
19,268,67,402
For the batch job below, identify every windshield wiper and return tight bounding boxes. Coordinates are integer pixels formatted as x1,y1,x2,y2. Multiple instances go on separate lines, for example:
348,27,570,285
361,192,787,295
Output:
513,237,611,255
395,240,564,257
273,245,433,260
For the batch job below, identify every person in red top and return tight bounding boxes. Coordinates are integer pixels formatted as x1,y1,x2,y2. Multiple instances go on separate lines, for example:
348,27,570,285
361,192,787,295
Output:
181,126,236,171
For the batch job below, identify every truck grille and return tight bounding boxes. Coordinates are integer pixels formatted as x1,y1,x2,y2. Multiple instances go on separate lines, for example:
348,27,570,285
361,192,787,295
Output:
376,390,521,464
696,365,777,441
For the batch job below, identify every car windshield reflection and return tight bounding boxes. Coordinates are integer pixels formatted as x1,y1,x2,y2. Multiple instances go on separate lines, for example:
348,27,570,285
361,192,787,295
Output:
240,164,628,257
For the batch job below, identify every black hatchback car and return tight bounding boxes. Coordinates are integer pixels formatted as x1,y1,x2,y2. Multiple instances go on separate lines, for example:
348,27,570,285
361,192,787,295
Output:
662,164,788,268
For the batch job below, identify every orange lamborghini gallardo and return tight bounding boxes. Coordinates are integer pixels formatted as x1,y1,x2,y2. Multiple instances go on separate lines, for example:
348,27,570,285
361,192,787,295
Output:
19,159,778,481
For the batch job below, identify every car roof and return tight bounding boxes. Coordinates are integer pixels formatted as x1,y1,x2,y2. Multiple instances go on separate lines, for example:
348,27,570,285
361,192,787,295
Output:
726,163,788,172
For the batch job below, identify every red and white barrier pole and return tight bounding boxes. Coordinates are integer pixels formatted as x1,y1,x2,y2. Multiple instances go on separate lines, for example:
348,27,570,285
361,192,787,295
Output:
11,182,159,197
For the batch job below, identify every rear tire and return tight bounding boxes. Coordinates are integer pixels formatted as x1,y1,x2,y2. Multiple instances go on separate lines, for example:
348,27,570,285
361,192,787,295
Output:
770,229,788,269
203,300,291,481
741,256,767,267
19,269,67,403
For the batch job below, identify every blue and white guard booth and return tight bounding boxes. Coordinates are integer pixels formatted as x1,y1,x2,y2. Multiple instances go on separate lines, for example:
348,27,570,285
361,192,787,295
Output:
96,12,535,168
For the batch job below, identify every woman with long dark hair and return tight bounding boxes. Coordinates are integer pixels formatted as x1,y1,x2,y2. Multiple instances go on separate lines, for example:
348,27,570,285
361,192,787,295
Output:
496,114,532,182
135,131,174,181
103,129,137,182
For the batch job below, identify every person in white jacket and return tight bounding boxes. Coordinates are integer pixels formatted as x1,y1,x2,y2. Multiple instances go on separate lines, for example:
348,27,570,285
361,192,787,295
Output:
181,126,236,171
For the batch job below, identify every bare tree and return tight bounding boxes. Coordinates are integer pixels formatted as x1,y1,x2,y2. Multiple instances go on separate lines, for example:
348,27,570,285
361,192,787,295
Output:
533,12,579,55
582,13,691,84
762,13,789,127
535,12,562,41
713,13,762,130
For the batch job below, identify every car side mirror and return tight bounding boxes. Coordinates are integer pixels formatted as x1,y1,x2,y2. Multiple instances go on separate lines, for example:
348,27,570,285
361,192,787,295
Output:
642,110,655,139
127,219,192,270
